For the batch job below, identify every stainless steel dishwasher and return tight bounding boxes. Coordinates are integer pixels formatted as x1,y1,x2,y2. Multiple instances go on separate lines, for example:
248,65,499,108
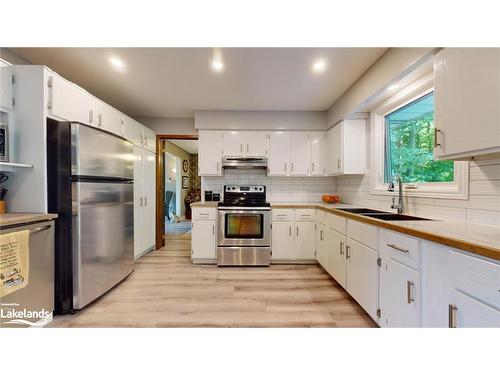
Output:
0,220,55,328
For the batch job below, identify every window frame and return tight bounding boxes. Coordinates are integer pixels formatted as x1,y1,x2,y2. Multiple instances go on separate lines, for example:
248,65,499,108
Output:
370,74,469,200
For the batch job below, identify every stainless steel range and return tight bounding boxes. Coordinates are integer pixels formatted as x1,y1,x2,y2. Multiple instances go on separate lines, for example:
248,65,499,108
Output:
217,185,271,266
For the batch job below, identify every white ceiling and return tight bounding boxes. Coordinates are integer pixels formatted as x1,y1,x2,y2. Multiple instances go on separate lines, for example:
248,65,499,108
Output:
10,48,387,118
169,139,198,154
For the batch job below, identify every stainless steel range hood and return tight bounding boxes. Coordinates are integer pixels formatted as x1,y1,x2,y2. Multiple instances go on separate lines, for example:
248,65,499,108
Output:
221,157,268,170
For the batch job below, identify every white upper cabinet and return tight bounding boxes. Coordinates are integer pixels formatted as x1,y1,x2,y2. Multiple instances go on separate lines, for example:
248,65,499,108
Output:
94,99,124,137
142,126,156,153
268,131,290,176
289,132,309,176
221,130,268,157
48,74,94,125
0,64,13,109
245,131,268,157
434,48,500,160
327,119,366,175
310,131,327,175
198,130,222,176
222,130,245,156
123,117,144,147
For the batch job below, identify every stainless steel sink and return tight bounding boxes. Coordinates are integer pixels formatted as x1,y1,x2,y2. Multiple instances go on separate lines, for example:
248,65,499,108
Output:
360,213,433,221
336,208,387,214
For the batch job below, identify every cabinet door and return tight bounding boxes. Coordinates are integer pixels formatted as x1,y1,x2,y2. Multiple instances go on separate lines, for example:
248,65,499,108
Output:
198,130,222,176
449,289,500,328
380,257,421,327
268,131,290,176
434,48,500,159
346,238,379,319
271,221,293,259
142,126,156,153
316,223,327,267
294,221,315,259
142,150,156,251
310,132,327,175
222,131,245,156
94,100,123,136
124,117,144,147
245,131,268,157
325,228,347,288
49,74,93,125
133,147,144,258
289,132,309,175
0,64,12,109
327,123,342,174
192,221,216,259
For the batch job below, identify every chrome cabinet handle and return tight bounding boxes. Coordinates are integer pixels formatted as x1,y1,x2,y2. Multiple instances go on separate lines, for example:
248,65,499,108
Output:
337,158,341,169
140,197,143,206
199,213,209,216
340,241,344,255
296,226,299,236
312,162,315,172
240,144,243,153
289,226,292,236
320,229,324,241
345,245,350,259
434,128,441,148
284,162,287,172
144,197,148,206
387,243,409,253
216,161,219,171
246,144,249,153
448,304,458,328
212,225,215,235
29,224,52,235
291,162,294,172
144,136,148,146
98,113,102,127
89,109,93,124
407,280,415,304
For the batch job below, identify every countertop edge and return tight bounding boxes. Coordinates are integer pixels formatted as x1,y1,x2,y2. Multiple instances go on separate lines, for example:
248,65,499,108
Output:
0,213,59,228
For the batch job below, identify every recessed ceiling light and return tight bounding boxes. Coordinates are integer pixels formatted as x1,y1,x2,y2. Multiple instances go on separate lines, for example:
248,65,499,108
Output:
312,59,326,74
388,83,400,91
211,59,224,73
109,56,126,72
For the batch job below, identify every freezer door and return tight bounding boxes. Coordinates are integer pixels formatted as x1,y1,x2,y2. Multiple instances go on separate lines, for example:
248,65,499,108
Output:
71,123,134,179
72,181,134,309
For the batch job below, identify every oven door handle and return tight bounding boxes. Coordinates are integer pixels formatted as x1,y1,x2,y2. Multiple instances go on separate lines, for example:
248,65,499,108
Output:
217,207,271,212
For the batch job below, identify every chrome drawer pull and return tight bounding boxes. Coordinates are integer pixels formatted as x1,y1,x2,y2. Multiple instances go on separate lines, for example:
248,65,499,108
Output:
29,224,51,235
339,241,344,255
407,280,415,304
387,243,409,253
345,245,350,259
448,304,458,328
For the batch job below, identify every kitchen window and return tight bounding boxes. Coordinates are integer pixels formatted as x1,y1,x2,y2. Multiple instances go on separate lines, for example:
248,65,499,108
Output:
371,74,469,199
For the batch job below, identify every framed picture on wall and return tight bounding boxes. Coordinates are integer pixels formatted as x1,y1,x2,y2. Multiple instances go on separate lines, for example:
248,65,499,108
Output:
182,159,188,173
182,176,189,189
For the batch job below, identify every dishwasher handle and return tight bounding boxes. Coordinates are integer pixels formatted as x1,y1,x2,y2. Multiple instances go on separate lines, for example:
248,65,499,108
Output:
29,224,52,235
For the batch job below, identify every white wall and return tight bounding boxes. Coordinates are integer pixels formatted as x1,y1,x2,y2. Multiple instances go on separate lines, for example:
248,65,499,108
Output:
136,116,196,135
326,48,434,127
203,170,336,203
195,110,326,130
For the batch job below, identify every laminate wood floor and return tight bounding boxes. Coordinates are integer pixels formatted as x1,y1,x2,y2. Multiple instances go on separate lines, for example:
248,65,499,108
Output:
49,231,377,328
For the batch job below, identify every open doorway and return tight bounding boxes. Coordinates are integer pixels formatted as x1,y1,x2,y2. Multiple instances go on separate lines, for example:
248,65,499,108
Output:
157,136,200,251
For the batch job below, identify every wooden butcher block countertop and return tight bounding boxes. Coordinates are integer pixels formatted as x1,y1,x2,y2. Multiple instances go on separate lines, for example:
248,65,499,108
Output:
0,213,58,228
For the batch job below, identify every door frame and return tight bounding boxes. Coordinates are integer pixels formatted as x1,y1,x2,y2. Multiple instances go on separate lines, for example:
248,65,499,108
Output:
155,134,198,249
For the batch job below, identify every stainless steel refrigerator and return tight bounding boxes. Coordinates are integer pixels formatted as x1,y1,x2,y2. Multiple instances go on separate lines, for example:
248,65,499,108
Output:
47,120,134,314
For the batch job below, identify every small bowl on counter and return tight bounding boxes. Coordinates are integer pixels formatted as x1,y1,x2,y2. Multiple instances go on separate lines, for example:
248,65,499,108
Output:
322,194,340,204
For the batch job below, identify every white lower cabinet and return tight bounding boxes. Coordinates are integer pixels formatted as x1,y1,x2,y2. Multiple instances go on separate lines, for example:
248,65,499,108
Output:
191,208,216,262
324,227,347,289
448,289,500,328
271,209,315,261
133,147,156,259
380,258,421,327
316,223,327,268
346,238,379,320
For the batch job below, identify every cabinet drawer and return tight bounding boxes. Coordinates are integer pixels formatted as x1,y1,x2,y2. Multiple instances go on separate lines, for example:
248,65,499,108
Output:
295,209,316,222
326,213,346,234
272,209,294,222
193,208,216,221
381,230,420,270
449,250,500,310
349,220,378,250
449,289,500,328
316,209,326,225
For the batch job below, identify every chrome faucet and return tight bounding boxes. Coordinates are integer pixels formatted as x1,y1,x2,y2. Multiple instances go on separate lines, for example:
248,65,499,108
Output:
388,174,404,214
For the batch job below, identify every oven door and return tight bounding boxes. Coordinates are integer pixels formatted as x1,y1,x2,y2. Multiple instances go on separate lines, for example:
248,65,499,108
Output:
217,207,271,247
